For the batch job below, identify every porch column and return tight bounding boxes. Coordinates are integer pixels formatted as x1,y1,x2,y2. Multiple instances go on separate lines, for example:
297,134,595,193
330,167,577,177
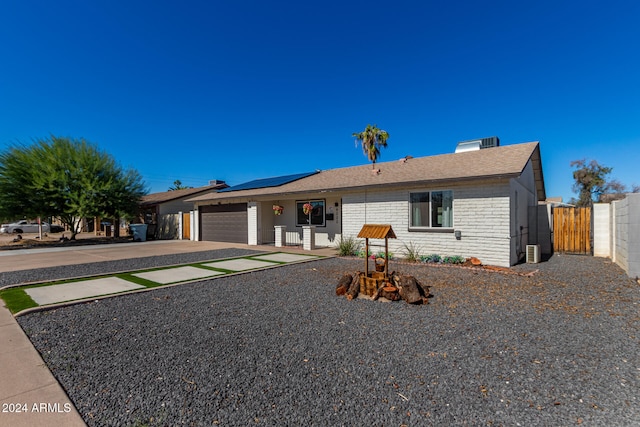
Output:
275,225,286,247
247,202,260,245
189,210,195,241
303,225,316,251
193,208,200,241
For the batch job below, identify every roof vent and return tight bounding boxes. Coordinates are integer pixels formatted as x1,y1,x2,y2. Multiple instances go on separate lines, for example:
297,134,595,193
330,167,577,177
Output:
455,140,481,153
209,180,226,186
455,136,500,153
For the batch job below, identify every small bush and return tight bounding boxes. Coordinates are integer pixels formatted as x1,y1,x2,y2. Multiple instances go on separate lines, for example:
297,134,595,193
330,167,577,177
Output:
337,236,361,257
357,248,372,258
421,254,442,263
403,241,422,263
442,255,465,264
375,251,395,260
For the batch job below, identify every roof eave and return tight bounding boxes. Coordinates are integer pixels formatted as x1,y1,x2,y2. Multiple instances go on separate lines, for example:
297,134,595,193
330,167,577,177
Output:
190,173,521,204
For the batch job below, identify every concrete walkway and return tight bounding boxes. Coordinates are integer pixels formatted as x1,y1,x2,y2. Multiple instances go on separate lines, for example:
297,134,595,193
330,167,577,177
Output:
20,252,320,308
0,301,86,426
0,240,336,426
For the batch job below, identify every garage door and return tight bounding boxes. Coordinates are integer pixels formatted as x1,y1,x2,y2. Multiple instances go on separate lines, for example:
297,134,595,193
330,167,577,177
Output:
200,203,248,243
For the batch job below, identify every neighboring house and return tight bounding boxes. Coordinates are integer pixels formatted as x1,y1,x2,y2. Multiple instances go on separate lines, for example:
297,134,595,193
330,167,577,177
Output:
188,141,547,267
139,180,228,239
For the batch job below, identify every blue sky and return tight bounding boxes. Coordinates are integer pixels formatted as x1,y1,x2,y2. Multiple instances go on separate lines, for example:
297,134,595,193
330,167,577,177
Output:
1,0,638,201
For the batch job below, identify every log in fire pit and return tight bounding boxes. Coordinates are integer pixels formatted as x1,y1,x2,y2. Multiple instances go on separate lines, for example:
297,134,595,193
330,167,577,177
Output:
335,271,430,304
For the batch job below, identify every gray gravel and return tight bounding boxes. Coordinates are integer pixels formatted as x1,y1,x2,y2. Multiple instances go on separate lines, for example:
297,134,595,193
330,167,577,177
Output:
17,252,640,426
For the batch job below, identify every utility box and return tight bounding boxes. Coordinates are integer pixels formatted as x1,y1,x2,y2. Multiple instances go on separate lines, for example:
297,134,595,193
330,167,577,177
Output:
129,224,148,242
526,244,541,263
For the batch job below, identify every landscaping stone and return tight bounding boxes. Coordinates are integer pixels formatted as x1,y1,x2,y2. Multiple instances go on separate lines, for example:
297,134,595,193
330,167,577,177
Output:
15,252,640,426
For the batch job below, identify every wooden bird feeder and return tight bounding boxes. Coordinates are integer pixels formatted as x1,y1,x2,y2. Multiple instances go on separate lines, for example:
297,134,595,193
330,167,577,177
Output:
357,224,396,295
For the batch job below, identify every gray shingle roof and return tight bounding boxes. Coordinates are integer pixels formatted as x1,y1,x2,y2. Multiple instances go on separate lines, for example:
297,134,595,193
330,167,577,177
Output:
188,142,544,202
141,182,228,206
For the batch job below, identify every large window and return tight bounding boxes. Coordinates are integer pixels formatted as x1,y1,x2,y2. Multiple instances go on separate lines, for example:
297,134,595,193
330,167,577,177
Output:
410,190,453,229
296,199,325,227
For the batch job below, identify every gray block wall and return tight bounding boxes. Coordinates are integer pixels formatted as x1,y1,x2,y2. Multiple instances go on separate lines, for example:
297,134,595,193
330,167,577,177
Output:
612,194,640,279
627,194,640,279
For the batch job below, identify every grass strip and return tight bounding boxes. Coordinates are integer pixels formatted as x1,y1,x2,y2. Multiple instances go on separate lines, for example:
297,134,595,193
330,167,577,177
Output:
0,288,38,314
116,273,161,288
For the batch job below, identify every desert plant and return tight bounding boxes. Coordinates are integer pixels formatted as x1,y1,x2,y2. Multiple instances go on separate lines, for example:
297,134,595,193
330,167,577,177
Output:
337,236,361,257
357,248,372,258
442,255,465,264
403,241,422,262
375,250,395,260
421,254,442,263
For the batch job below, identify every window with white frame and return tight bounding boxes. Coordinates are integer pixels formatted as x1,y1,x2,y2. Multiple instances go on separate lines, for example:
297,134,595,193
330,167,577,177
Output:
296,199,325,227
409,190,453,229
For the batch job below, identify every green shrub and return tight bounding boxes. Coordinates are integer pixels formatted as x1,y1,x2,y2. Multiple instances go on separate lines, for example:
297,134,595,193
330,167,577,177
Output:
337,236,361,257
375,251,395,260
357,248,372,258
442,255,465,264
421,254,442,263
403,241,422,263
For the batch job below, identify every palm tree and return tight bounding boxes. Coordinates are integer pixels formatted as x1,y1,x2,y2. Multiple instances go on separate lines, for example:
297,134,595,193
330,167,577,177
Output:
168,179,192,191
352,124,389,168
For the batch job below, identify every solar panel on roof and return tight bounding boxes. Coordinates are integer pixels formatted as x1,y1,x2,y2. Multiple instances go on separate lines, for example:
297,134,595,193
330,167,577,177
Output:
219,171,319,192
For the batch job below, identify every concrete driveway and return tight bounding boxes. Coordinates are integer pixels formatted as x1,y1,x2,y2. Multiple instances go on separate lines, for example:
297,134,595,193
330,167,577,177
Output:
0,239,336,273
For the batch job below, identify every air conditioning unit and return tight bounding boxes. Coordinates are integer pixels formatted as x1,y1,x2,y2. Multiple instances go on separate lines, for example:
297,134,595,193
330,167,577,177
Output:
526,244,540,263
480,136,500,149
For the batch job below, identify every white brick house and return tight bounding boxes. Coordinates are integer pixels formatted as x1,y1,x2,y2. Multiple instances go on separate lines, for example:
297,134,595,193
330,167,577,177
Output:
188,141,546,267
139,181,228,239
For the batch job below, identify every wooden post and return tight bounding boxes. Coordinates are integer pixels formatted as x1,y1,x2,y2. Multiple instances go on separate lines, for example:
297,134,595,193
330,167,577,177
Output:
364,237,369,277
384,236,389,279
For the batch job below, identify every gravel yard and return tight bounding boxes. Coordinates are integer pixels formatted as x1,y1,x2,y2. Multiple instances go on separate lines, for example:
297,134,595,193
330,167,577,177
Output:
16,252,640,426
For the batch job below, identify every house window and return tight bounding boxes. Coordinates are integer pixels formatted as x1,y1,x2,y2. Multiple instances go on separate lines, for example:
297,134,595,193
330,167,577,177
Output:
410,191,453,229
296,199,325,227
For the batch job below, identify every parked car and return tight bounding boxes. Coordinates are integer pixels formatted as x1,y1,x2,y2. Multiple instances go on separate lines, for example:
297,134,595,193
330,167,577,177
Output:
0,220,51,234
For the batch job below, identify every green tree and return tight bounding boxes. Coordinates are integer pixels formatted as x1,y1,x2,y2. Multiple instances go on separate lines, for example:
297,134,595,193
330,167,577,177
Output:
169,179,192,191
352,124,389,168
0,136,147,239
0,144,44,219
568,158,640,206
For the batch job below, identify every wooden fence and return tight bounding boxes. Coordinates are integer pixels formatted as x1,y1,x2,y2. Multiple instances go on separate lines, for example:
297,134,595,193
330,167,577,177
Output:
182,212,190,240
553,207,591,254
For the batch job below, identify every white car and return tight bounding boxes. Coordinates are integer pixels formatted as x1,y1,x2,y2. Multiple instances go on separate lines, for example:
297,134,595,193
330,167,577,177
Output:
0,220,51,234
